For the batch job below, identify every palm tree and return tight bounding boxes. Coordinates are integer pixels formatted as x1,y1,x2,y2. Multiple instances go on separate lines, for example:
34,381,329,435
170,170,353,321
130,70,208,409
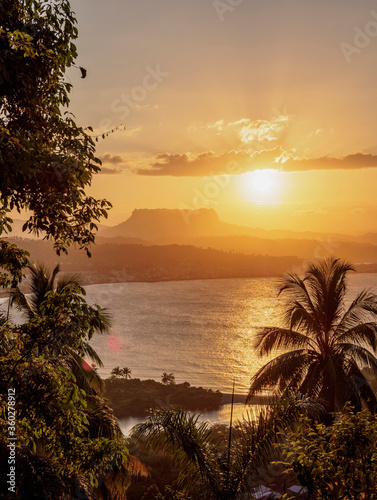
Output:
110,366,132,379
133,395,322,499
5,264,138,498
11,262,110,394
110,366,123,379
161,372,175,385
248,258,377,413
122,367,132,379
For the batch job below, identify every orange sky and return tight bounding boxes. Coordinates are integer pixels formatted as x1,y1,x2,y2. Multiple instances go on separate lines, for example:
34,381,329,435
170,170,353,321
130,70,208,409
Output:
68,0,377,234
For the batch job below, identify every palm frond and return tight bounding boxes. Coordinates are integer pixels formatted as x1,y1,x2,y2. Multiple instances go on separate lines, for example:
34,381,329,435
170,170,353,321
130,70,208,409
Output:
338,343,377,372
278,273,317,320
0,443,94,499
247,349,313,400
305,258,353,333
56,271,85,295
254,327,316,355
134,409,218,494
63,347,104,394
27,263,51,313
48,263,61,291
87,306,112,334
85,394,125,440
80,341,104,367
333,289,377,338
333,322,377,351
10,287,34,320
346,360,377,413
283,301,317,334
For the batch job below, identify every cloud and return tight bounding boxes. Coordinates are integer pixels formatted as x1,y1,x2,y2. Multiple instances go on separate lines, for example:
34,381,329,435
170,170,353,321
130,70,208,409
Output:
99,166,123,175
283,152,377,171
194,116,291,145
234,116,290,144
136,148,285,177
135,149,377,177
100,153,127,164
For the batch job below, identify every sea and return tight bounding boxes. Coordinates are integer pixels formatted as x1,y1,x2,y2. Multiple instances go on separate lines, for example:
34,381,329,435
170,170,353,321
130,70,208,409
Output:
82,273,377,434
4,273,377,434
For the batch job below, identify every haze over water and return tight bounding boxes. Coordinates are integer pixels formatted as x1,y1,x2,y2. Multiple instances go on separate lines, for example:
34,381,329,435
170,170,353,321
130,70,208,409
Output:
87,273,377,394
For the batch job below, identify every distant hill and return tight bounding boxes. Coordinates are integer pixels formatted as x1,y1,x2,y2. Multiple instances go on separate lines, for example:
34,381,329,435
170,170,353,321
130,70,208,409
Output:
3,209,377,285
99,208,252,240
97,208,377,264
99,208,374,245
4,237,302,285
95,236,152,246
173,235,377,264
7,209,377,249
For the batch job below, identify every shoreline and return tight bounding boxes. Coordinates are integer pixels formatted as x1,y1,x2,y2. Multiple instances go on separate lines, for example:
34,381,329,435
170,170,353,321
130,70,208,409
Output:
221,393,271,405
79,269,377,289
2,270,377,299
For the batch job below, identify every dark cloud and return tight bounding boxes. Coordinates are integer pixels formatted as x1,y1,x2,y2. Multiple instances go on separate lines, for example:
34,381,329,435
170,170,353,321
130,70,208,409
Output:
100,153,127,164
135,149,377,177
283,152,377,171
136,148,283,177
99,166,123,175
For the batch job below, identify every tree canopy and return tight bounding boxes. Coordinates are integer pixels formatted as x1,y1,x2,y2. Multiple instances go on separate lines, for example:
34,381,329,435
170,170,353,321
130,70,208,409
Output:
0,2,132,497
248,258,377,413
0,0,111,254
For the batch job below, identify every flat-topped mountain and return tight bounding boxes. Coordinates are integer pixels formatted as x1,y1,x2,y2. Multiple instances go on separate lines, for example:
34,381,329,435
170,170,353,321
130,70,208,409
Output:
98,208,375,245
99,208,252,240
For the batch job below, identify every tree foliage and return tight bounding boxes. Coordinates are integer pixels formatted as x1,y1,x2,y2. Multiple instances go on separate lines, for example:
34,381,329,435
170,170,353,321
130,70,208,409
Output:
0,300,129,498
111,366,132,380
248,258,377,413
134,395,323,500
162,372,176,385
0,2,132,497
0,0,111,254
280,406,377,499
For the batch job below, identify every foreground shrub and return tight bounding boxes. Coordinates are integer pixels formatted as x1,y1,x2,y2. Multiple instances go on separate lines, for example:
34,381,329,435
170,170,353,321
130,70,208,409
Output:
280,406,377,499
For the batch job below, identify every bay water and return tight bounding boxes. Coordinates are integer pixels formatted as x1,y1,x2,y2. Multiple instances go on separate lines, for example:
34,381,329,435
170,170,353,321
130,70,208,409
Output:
5,274,376,434
83,274,377,434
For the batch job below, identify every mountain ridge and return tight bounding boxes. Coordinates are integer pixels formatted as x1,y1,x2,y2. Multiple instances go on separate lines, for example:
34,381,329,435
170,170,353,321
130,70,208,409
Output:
98,208,375,246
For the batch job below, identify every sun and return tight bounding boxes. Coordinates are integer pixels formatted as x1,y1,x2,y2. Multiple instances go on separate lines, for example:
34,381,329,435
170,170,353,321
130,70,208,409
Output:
240,169,282,202
252,169,276,193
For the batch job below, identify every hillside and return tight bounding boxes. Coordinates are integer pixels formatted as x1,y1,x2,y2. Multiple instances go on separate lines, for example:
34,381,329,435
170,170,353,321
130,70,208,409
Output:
99,208,248,240
5,238,301,285
3,209,377,286
98,208,376,245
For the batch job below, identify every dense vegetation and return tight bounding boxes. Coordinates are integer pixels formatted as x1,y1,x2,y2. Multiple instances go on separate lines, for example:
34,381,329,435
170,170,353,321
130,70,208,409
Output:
0,1,128,498
105,378,223,418
281,406,377,498
2,1,377,499
3,237,301,285
248,258,377,414
0,0,111,255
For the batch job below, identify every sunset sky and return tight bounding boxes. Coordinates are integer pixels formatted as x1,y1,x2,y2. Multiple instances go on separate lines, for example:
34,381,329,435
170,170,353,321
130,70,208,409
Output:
68,0,377,234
